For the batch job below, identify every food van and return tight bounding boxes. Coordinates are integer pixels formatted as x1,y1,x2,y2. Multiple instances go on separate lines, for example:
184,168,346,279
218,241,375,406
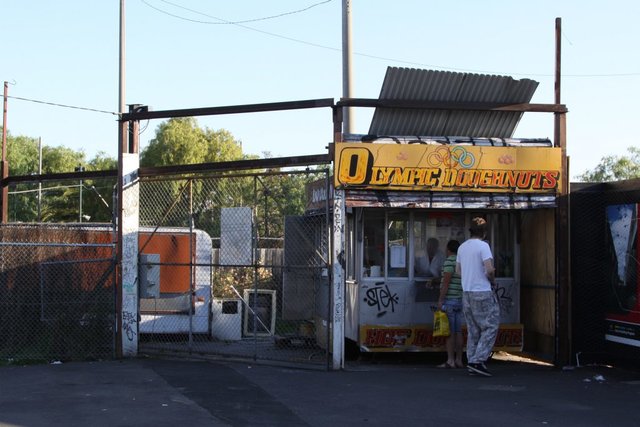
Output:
333,138,563,354
138,228,212,335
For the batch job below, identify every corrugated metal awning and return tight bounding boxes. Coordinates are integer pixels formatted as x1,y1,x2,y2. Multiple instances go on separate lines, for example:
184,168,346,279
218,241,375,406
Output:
344,134,552,147
345,190,556,209
369,68,538,138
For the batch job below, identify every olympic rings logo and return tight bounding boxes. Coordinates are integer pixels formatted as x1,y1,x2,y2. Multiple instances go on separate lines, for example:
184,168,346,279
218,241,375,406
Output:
427,146,475,169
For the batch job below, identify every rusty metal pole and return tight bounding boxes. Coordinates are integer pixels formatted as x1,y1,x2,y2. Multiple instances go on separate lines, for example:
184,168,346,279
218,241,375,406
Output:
333,105,343,144
2,81,9,223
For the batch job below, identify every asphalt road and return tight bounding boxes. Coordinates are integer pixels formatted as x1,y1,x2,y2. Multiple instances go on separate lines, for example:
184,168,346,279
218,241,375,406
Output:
1,355,639,426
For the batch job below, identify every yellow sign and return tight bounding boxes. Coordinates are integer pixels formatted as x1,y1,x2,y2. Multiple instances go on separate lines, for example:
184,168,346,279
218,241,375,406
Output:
334,143,562,193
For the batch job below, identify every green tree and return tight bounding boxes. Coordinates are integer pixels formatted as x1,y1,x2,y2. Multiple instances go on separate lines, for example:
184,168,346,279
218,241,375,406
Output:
41,146,84,174
81,151,117,223
52,148,118,223
140,117,243,166
87,151,117,171
579,147,640,182
137,118,325,244
2,128,117,222
36,145,85,223
254,172,321,241
139,118,247,234
7,134,41,175
6,132,42,220
5,132,87,221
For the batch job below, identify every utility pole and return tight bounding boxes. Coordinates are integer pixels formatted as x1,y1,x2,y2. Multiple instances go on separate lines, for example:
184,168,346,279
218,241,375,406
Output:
2,81,9,223
553,17,571,367
342,0,354,135
37,137,42,222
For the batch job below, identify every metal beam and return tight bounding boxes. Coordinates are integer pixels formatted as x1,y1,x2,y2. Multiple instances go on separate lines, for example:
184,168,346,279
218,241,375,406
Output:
337,98,568,113
3,169,118,185
3,153,331,185
138,154,331,178
120,98,335,121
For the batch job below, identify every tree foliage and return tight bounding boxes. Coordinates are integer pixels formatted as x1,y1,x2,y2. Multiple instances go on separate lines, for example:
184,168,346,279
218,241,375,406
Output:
140,117,243,166
7,134,41,176
3,120,320,236
87,151,117,171
139,118,249,235
578,147,640,182
3,128,116,223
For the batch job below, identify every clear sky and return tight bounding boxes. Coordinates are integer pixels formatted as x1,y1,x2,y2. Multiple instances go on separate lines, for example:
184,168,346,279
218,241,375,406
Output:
3,0,639,179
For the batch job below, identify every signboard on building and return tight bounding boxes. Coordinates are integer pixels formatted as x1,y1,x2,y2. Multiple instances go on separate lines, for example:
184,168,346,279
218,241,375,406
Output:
334,143,562,193
605,203,640,348
305,178,333,213
359,324,524,353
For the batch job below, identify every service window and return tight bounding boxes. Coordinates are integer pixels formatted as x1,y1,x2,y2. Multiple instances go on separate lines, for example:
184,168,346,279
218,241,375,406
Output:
414,212,465,279
361,209,466,281
345,214,355,281
387,212,409,277
362,210,386,278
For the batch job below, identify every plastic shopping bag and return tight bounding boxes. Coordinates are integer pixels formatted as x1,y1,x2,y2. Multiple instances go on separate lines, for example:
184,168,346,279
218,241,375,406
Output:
433,309,450,337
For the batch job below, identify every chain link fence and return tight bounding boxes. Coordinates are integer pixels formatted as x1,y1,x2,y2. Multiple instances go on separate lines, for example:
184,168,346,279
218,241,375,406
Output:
1,169,333,368
7,169,640,367
7,177,116,224
0,223,117,363
138,169,332,368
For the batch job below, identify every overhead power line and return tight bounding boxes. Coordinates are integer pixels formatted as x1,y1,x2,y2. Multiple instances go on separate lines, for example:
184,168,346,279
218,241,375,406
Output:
143,0,333,25
7,95,118,115
141,1,640,79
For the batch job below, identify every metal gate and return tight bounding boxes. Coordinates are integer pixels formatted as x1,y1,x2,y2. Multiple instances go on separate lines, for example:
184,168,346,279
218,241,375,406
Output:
138,169,332,368
0,223,117,363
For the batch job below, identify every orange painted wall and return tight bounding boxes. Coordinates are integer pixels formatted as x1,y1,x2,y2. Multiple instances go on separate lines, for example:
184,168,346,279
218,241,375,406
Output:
139,232,195,294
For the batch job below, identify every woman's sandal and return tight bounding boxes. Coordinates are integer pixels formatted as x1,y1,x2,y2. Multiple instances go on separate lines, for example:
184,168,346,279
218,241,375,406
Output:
437,362,456,369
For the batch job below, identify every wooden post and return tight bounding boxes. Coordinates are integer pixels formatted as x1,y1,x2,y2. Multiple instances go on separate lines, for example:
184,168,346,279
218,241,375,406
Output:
554,17,572,367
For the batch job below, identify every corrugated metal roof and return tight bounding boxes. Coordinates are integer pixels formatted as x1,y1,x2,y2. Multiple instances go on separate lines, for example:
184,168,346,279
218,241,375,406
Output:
368,67,539,138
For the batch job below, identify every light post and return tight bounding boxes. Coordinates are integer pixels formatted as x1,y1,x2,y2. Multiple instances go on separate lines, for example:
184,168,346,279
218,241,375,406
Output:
75,164,84,222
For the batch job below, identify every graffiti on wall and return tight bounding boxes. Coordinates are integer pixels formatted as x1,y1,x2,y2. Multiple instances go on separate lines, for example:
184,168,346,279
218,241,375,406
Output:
363,282,399,317
122,291,137,342
494,283,514,317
